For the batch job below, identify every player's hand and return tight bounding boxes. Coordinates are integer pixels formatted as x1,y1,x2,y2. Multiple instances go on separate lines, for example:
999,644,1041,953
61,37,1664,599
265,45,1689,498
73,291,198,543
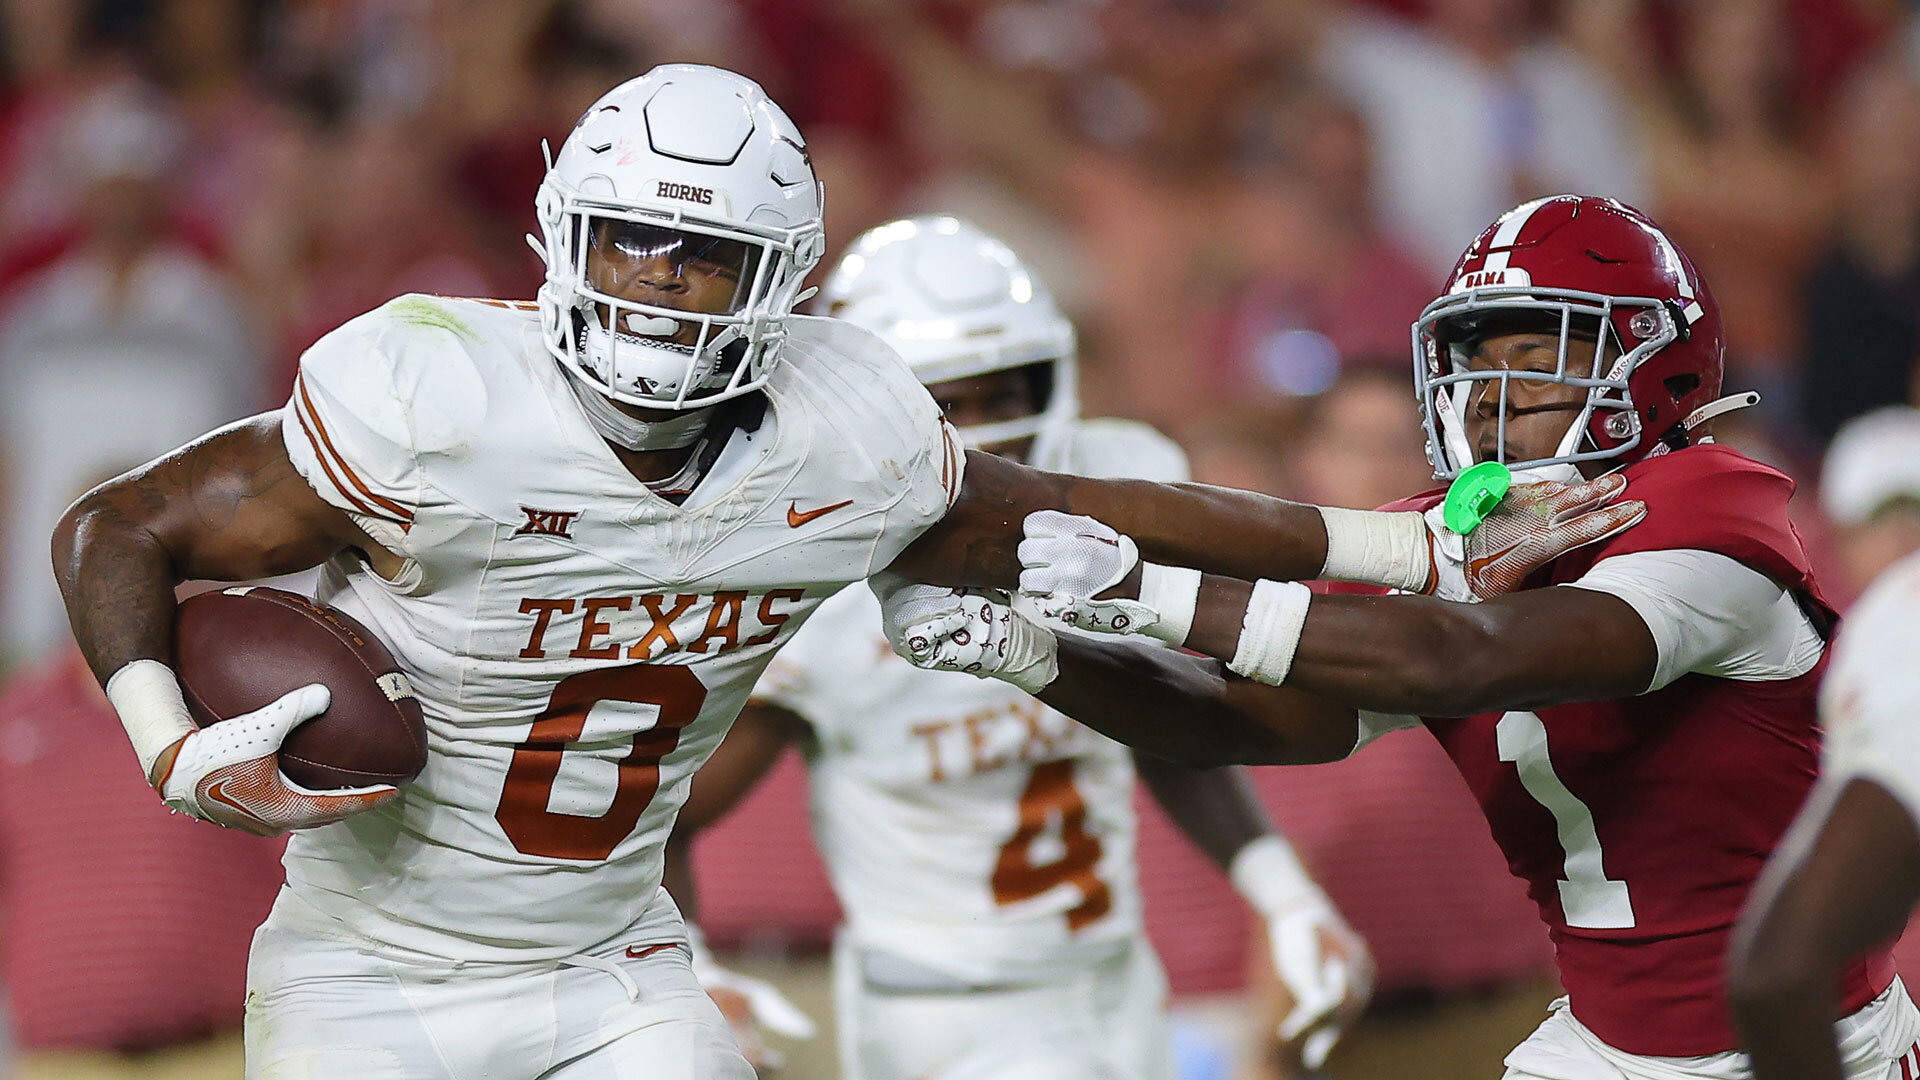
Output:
873,577,1059,695
1017,510,1174,639
1264,895,1374,1073
1424,474,1646,600
149,684,399,836
687,928,816,1071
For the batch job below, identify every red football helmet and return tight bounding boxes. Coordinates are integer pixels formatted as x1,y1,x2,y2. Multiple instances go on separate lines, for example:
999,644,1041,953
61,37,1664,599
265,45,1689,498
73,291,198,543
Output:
1412,195,1745,478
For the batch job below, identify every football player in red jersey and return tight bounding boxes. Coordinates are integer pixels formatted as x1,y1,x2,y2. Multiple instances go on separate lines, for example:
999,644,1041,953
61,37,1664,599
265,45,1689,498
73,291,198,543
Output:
881,196,1920,1077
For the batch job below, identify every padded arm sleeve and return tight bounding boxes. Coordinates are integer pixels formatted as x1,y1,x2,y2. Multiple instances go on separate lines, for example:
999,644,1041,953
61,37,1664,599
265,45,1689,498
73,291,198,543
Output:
280,323,423,543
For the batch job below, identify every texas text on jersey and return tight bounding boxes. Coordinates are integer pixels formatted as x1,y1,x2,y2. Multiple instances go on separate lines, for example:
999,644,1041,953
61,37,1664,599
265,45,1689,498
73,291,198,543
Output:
279,293,960,961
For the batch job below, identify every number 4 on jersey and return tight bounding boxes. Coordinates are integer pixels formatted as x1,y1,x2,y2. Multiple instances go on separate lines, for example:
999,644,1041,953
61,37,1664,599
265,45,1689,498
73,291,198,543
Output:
992,760,1112,931
1497,711,1636,930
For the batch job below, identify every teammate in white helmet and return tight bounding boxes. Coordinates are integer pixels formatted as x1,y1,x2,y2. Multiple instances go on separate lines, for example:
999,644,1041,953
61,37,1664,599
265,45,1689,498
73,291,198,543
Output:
52,65,1633,1078
663,216,1372,1080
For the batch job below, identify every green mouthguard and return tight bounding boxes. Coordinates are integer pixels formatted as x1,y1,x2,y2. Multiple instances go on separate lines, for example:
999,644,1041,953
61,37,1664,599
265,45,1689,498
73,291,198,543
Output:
1443,461,1513,536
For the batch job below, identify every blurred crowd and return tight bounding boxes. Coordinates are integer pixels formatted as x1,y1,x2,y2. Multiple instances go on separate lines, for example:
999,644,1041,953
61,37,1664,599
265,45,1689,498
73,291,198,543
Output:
5,0,1920,1076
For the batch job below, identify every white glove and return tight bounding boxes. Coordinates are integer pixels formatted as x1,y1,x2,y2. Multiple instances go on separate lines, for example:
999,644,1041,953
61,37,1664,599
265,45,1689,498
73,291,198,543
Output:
1266,896,1372,1069
1234,837,1373,1071
1018,510,1198,644
148,682,399,836
874,580,1059,695
1425,474,1647,601
686,924,816,1070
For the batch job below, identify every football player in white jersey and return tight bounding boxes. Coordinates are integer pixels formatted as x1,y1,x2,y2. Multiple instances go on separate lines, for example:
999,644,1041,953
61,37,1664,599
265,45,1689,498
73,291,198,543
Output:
662,217,1371,1080
1730,549,1920,1080
51,64,1635,1080
55,64,964,1079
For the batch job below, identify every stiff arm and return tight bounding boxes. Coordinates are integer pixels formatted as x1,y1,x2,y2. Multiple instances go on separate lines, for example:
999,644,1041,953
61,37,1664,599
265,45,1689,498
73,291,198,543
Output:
889,450,1336,591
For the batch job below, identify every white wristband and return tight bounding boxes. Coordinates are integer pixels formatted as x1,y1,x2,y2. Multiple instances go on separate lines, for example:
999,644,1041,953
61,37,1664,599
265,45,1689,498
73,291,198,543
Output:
1137,563,1201,646
1230,834,1322,916
1318,507,1431,592
1227,580,1313,686
104,659,198,783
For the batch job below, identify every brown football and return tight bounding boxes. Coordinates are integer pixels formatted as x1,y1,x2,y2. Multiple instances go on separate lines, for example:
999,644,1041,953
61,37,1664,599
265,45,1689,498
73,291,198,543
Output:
173,587,427,791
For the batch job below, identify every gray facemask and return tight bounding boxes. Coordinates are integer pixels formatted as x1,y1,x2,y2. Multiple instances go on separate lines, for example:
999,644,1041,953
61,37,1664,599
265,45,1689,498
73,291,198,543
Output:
561,364,714,451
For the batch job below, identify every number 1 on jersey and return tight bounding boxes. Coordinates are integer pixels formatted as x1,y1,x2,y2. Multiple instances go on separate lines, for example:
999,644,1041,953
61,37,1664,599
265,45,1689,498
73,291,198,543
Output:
1497,710,1636,930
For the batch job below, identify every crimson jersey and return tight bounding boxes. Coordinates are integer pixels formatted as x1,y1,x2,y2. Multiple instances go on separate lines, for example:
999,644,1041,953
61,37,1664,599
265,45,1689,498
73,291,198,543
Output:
1361,445,1892,1056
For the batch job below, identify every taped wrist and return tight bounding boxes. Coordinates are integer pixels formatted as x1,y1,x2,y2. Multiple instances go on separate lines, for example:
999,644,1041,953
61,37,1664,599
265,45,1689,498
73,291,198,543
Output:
104,659,198,785
1002,596,1060,695
1318,507,1431,592
1230,834,1322,917
1227,580,1313,686
1136,563,1201,646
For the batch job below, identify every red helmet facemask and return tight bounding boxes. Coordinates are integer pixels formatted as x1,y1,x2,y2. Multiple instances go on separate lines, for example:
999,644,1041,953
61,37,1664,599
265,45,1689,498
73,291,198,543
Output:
1412,195,1749,479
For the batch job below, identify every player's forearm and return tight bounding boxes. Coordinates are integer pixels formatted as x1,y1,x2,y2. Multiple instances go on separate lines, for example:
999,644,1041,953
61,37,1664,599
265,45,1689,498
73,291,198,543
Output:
52,490,185,684
902,452,1332,591
1134,757,1275,871
1180,584,1650,718
1049,475,1332,586
1170,579,1480,716
1038,636,1356,767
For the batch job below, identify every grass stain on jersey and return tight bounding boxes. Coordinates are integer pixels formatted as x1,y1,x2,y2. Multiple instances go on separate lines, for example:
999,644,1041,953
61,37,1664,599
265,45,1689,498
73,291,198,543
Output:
385,296,473,339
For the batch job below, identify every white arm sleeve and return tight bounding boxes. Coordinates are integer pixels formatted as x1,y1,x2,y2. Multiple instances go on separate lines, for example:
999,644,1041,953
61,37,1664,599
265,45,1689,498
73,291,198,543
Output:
1560,549,1824,693
1819,553,1920,832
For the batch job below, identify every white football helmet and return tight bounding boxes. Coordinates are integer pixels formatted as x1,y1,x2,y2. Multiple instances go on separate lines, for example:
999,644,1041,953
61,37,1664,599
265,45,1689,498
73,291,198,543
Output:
820,215,1077,462
534,64,825,442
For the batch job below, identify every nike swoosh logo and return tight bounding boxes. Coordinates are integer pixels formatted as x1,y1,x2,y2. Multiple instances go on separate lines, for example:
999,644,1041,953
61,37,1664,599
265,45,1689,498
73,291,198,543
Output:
625,942,681,960
203,779,270,826
787,499,853,528
1466,540,1526,581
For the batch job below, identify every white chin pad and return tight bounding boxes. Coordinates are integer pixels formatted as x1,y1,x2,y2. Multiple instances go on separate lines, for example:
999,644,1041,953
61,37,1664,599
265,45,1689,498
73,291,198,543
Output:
624,313,681,337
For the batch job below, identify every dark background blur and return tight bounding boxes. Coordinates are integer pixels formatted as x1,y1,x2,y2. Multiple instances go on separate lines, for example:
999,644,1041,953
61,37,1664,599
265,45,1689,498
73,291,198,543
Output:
5,1,1920,1078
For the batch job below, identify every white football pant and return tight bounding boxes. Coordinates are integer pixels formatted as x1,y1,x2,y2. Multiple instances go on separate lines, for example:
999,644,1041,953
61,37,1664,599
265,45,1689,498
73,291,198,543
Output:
1502,978,1920,1080
243,888,753,1080
831,933,1178,1080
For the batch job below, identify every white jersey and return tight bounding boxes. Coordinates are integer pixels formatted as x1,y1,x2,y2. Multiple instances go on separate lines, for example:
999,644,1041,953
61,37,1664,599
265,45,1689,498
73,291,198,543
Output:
754,419,1188,986
277,295,961,962
1819,550,1920,828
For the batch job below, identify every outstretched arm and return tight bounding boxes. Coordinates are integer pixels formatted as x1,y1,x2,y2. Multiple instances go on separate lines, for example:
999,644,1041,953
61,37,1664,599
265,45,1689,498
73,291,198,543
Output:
1017,633,1362,768
888,450,1337,591
1039,636,1362,766
1190,580,1658,718
1014,491,1658,718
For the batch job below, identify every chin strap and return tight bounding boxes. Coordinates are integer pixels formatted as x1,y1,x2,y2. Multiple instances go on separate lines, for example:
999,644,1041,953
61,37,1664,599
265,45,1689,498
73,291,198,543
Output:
1682,391,1761,433
1656,390,1761,454
562,366,714,451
